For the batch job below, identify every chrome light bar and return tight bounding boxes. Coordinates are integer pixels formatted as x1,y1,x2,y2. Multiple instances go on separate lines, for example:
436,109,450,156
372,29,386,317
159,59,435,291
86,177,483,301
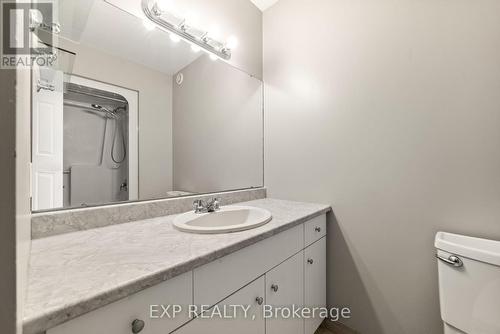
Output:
141,0,232,60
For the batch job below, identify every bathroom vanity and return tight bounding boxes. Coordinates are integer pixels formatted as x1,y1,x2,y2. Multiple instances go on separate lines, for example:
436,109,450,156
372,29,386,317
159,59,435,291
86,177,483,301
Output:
24,2,330,334
24,197,330,334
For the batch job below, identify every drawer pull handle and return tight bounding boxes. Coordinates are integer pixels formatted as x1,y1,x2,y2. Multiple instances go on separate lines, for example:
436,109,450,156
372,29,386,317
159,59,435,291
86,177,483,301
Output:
132,319,145,333
307,258,314,264
271,284,279,293
256,297,264,305
315,227,322,233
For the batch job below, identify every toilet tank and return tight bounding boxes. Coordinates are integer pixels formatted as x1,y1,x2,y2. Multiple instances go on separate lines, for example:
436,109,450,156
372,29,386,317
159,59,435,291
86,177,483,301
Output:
435,232,500,334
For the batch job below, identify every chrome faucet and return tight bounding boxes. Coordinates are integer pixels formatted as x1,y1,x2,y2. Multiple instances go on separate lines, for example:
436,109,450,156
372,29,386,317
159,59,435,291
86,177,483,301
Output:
193,197,221,214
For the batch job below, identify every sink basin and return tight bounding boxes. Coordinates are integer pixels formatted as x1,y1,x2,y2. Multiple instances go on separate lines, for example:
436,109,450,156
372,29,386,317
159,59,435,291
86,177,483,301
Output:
173,206,272,234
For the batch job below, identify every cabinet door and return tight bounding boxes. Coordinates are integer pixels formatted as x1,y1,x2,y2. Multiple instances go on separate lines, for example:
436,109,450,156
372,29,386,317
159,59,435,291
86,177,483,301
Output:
266,252,304,334
304,237,327,334
174,276,265,334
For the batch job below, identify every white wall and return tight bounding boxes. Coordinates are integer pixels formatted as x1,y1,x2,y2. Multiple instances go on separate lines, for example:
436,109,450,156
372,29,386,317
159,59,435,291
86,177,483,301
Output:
172,55,263,193
263,1,500,333
60,38,173,200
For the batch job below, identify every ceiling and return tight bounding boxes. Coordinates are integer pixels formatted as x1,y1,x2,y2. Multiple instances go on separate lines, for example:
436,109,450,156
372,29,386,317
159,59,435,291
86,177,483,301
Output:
249,0,280,11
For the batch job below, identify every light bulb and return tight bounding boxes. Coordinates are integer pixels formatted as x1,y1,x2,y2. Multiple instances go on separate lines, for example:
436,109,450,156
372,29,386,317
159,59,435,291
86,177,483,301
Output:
191,45,201,53
170,34,181,43
143,21,155,31
226,35,238,50
185,11,200,27
208,25,221,40
209,54,218,61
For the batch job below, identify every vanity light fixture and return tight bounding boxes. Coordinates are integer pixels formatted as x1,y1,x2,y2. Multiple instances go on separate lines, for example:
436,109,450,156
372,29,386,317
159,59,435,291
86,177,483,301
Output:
142,0,233,60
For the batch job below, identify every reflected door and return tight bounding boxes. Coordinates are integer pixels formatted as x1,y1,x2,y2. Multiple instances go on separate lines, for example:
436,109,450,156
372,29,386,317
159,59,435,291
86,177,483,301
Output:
32,68,64,210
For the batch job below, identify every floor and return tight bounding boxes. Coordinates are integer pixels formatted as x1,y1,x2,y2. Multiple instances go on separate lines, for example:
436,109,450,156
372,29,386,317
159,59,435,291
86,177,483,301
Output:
316,326,335,334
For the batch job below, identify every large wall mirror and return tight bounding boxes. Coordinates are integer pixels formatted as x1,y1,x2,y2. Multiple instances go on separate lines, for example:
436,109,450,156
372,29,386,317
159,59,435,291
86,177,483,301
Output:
31,0,263,212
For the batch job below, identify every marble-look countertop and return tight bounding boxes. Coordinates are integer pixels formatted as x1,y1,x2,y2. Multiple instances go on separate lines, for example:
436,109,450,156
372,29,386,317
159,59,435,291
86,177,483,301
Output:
23,198,331,334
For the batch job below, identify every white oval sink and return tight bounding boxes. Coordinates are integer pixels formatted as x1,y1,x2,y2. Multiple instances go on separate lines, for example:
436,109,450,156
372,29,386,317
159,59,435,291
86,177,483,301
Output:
173,206,272,234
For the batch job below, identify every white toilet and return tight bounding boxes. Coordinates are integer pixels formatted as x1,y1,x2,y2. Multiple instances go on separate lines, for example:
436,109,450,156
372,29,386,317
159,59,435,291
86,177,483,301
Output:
435,232,500,334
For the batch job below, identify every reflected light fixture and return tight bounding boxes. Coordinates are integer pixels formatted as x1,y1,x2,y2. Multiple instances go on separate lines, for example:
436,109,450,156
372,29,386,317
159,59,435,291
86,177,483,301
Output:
142,0,233,60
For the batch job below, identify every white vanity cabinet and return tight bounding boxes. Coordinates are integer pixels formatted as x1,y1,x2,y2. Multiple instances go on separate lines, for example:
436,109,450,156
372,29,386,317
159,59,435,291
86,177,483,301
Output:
46,214,327,334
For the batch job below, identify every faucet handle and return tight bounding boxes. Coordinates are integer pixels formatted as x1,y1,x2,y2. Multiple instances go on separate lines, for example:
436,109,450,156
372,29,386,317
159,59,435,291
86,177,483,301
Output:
212,197,221,211
204,197,221,212
193,199,205,213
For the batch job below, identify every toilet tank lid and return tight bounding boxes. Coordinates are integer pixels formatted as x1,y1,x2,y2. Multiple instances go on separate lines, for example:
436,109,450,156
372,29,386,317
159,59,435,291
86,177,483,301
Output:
435,232,500,267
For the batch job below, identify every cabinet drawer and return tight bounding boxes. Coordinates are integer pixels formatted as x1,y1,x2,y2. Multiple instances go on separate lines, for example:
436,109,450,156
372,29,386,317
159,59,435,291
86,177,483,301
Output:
304,215,326,247
47,271,193,334
193,224,303,308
